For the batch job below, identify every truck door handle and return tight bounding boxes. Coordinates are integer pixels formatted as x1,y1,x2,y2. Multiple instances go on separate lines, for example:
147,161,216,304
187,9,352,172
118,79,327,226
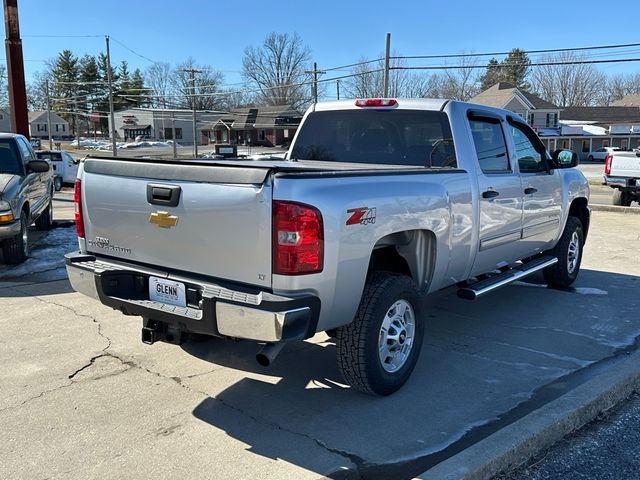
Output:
524,187,538,194
147,183,181,207
482,190,500,199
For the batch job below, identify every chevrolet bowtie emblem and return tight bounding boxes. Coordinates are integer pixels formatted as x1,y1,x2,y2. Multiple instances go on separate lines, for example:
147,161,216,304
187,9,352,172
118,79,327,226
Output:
149,211,178,228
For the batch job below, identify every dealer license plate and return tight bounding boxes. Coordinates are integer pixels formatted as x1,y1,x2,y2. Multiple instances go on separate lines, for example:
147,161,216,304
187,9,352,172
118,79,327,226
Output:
148,276,186,307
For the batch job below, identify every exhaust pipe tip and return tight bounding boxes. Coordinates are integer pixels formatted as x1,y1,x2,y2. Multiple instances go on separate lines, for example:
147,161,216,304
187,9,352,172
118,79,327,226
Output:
256,342,285,367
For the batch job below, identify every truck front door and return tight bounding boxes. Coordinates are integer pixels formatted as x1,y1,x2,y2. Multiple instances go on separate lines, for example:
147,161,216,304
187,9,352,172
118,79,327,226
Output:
507,119,562,255
468,114,524,276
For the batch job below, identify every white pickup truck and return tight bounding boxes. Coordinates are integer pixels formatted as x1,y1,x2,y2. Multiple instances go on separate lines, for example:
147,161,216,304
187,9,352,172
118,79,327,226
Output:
603,150,640,206
66,98,590,395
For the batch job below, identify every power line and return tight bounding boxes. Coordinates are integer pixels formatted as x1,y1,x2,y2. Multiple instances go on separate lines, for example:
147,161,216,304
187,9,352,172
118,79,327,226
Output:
393,41,640,60
397,57,640,70
109,36,156,64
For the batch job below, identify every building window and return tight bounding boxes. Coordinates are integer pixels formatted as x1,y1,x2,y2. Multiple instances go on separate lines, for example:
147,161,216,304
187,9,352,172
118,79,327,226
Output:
602,139,609,148
284,129,290,138
582,140,589,152
174,128,183,140
527,113,534,126
56,124,59,132
62,124,65,132
259,129,265,141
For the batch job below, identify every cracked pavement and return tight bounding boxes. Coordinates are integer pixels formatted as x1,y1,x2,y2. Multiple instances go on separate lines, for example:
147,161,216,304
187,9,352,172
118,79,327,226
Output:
0,210,639,479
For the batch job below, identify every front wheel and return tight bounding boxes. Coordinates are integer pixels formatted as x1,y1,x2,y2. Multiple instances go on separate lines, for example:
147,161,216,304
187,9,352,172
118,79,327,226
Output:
587,155,594,161
335,272,424,396
2,215,29,265
54,177,63,192
543,216,584,288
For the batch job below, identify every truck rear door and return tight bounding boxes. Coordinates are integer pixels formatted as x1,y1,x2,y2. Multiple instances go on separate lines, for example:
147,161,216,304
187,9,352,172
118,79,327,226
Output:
80,158,273,288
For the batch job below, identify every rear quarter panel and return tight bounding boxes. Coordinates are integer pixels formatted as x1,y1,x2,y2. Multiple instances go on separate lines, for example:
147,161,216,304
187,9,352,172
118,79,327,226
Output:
272,171,473,331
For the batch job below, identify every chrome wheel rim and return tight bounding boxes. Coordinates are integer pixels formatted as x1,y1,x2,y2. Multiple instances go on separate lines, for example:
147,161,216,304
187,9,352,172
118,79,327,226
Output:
567,231,580,274
378,299,415,373
21,218,28,257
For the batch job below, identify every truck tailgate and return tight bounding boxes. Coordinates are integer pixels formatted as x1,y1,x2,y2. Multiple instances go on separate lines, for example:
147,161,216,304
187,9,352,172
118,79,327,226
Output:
610,153,640,178
81,158,273,288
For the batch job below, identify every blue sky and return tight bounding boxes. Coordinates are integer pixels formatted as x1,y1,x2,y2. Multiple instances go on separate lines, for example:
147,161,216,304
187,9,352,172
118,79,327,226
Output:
5,0,640,86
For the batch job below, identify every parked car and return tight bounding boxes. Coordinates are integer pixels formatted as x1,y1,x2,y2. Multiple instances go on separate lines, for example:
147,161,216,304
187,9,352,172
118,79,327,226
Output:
603,150,640,206
588,146,621,162
29,138,41,150
65,98,589,395
36,150,79,191
0,133,54,264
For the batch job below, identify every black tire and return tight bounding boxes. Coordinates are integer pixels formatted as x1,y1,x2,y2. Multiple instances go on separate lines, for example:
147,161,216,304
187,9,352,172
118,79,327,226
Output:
587,155,594,162
335,271,424,396
2,215,28,265
35,198,53,231
543,216,584,288
54,177,63,192
612,189,632,207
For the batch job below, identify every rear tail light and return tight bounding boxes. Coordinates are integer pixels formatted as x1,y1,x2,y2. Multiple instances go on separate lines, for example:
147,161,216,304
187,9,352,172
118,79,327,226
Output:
273,200,323,275
355,98,398,107
604,154,613,175
74,179,85,238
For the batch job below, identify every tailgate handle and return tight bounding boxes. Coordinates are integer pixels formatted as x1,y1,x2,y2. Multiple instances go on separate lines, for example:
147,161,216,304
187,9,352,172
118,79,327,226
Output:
147,183,181,207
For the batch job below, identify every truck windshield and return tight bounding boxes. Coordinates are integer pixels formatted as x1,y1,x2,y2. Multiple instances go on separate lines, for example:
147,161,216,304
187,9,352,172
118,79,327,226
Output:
290,110,457,167
0,140,23,175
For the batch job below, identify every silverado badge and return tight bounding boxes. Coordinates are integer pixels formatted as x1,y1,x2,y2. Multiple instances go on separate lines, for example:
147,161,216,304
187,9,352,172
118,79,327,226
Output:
149,211,178,228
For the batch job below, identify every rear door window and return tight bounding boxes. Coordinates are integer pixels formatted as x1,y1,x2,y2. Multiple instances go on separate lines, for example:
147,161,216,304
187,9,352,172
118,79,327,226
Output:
290,110,457,168
469,118,510,173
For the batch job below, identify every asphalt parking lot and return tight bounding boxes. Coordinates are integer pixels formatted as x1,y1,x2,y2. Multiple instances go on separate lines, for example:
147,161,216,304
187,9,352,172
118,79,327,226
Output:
0,203,639,479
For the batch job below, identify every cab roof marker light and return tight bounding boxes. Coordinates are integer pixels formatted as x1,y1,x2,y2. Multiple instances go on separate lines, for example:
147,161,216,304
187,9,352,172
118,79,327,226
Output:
355,98,398,107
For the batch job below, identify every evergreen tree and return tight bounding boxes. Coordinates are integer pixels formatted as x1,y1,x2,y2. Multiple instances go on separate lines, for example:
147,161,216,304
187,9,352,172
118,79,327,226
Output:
479,58,503,91
95,52,119,133
129,68,146,107
502,48,530,90
51,50,80,132
78,55,100,135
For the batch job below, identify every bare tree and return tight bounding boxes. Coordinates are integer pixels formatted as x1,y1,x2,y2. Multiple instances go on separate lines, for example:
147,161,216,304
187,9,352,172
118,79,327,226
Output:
597,72,640,105
171,58,225,110
343,54,412,98
144,61,172,108
440,54,480,101
26,70,51,111
242,32,312,108
530,52,606,107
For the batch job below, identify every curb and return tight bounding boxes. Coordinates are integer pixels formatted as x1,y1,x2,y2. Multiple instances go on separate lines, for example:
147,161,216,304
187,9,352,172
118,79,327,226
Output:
590,204,640,215
415,350,640,480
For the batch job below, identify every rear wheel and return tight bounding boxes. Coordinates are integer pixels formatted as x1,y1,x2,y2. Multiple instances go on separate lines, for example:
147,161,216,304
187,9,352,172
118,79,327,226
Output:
587,155,594,161
612,189,632,207
543,216,584,288
2,215,29,265
35,198,54,230
335,271,424,396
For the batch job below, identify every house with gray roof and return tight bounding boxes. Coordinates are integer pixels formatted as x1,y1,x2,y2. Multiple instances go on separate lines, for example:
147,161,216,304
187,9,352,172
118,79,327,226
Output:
28,111,69,139
612,94,640,107
0,108,11,133
203,105,302,147
469,82,561,131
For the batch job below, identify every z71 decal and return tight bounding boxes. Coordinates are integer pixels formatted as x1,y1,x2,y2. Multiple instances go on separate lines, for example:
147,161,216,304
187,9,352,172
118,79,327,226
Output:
346,207,376,226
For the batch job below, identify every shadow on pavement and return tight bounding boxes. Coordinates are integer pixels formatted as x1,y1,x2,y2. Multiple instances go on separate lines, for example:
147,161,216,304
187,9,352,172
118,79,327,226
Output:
186,268,640,480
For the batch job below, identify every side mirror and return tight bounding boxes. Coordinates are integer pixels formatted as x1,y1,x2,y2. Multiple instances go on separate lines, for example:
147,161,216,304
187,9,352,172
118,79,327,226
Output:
28,159,50,173
551,149,579,169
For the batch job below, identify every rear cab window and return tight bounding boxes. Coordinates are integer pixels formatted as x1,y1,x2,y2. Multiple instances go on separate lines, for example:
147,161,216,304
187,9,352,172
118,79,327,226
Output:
290,110,457,168
36,152,63,161
468,117,511,173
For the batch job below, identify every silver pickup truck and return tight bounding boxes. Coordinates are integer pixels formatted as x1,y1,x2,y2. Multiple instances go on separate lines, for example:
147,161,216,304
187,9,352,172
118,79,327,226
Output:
66,99,590,395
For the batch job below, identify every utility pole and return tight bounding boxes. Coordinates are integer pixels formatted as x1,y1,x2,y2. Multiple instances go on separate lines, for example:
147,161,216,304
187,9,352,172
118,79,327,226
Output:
305,62,325,104
3,0,29,137
45,79,52,150
336,79,340,100
180,68,202,158
383,32,391,98
74,99,80,146
105,35,117,156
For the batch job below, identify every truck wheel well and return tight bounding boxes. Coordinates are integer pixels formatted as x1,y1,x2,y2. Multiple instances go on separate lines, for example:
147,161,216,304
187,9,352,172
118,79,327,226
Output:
368,230,436,288
569,197,589,241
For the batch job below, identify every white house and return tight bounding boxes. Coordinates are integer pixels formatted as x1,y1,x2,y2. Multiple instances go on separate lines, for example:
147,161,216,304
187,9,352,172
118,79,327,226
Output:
28,111,70,139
